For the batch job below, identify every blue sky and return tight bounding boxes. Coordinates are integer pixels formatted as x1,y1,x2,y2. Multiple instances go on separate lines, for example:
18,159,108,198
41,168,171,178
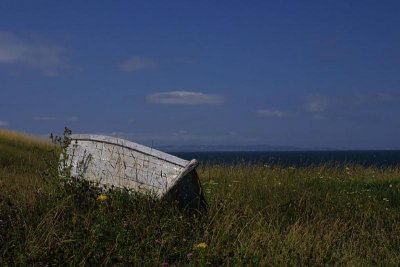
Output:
1,0,400,149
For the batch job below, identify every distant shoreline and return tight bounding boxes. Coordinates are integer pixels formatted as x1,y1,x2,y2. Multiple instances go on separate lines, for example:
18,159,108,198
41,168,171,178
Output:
170,150,400,167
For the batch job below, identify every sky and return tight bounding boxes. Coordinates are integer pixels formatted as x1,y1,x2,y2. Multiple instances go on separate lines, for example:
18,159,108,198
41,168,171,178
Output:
1,0,400,149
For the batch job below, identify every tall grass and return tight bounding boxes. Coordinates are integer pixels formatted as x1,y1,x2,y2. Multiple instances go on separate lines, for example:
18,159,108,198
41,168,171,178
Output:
1,129,400,266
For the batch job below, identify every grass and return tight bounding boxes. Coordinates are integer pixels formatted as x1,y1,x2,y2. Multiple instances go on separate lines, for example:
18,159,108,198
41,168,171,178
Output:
1,129,400,266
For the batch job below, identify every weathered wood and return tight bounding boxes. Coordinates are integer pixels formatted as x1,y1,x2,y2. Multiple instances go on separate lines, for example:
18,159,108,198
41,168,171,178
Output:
62,134,206,211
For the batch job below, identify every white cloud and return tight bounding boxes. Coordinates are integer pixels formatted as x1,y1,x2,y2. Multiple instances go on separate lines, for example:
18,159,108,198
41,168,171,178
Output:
303,94,330,112
33,116,56,121
0,31,68,76
128,118,136,124
0,120,8,126
146,91,225,105
65,116,78,122
120,57,158,72
257,109,287,117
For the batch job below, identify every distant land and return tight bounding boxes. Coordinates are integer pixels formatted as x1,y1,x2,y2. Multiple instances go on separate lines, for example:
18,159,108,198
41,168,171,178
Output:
156,144,400,152
156,144,332,152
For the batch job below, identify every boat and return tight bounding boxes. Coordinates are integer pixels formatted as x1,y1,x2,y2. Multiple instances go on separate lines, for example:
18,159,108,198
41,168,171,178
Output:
62,134,207,211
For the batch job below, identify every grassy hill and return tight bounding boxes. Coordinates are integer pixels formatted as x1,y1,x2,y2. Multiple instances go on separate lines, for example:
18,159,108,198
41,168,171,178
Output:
1,129,400,266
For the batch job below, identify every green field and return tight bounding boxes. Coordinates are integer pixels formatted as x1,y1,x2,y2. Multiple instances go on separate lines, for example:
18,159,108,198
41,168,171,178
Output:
1,130,400,266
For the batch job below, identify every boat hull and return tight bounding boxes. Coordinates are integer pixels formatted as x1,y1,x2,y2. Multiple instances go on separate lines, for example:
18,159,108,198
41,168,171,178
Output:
62,134,206,211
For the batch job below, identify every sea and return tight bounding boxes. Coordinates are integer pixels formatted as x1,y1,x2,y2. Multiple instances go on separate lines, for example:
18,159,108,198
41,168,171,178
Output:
171,150,400,167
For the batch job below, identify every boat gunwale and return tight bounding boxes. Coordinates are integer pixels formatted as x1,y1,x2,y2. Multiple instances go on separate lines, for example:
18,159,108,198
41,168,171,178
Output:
69,134,189,167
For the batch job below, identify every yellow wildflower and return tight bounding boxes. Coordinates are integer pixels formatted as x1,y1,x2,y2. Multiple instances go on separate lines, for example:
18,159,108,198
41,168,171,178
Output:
97,194,108,202
195,242,208,249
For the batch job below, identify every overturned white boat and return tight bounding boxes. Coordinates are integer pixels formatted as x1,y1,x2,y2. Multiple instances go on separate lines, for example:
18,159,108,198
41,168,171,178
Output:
63,134,206,211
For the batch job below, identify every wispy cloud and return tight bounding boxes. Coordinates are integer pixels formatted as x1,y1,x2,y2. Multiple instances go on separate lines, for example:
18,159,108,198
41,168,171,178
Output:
33,116,79,122
301,92,400,121
313,35,353,61
312,114,326,120
119,57,158,72
0,120,8,126
99,131,263,146
0,31,68,76
173,129,188,135
353,92,400,104
146,91,225,105
257,109,287,117
303,94,330,112
303,92,400,113
33,116,56,121
65,116,78,122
